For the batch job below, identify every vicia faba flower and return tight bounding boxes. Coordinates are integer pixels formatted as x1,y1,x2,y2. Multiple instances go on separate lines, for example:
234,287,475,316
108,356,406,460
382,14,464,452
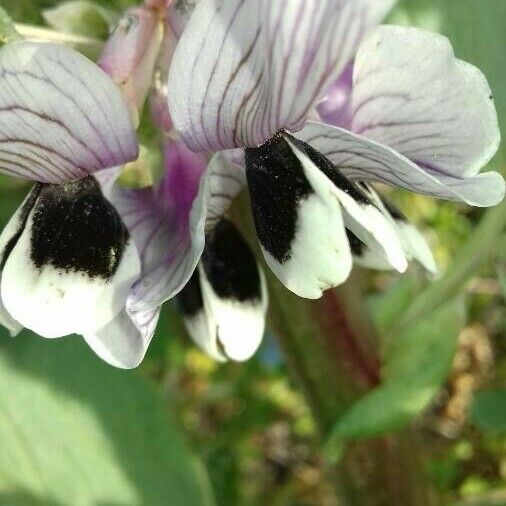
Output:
167,0,503,300
0,5,170,368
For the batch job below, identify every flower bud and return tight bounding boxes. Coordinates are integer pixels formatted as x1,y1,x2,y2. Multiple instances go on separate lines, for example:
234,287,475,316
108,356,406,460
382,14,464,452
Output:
99,6,163,126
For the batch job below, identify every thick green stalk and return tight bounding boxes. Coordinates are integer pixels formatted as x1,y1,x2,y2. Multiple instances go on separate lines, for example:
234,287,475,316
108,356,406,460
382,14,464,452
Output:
231,196,437,506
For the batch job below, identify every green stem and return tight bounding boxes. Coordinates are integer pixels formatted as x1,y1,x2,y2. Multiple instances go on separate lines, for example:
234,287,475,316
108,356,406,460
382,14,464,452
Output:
232,194,438,505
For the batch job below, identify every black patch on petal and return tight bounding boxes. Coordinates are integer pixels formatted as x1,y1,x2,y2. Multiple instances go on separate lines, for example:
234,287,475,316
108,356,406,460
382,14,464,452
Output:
177,268,204,317
245,131,374,264
0,185,42,270
29,176,129,279
202,219,261,302
245,132,314,263
284,131,370,205
347,230,366,256
383,200,406,222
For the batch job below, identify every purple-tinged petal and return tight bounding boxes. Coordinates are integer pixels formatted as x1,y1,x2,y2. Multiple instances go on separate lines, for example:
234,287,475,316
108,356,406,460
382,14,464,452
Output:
167,0,396,151
110,140,207,312
298,121,505,207
99,6,164,125
317,63,354,130
0,41,138,184
351,26,501,181
112,141,247,312
83,304,160,369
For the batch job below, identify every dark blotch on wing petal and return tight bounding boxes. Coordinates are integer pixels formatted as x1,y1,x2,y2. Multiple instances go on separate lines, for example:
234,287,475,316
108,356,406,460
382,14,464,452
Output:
245,132,313,264
285,131,370,205
383,200,406,222
0,185,42,270
346,230,366,256
202,219,261,303
30,176,129,279
177,268,204,318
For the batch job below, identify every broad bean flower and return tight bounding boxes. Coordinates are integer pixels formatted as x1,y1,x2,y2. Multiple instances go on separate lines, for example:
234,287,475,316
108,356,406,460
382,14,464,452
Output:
0,6,168,367
167,0,503,299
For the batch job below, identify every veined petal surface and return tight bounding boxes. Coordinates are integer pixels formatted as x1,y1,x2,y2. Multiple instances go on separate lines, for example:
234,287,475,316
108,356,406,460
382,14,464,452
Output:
299,121,505,207
83,304,160,369
168,0,396,151
110,141,207,312
0,41,138,183
351,26,501,179
110,142,245,312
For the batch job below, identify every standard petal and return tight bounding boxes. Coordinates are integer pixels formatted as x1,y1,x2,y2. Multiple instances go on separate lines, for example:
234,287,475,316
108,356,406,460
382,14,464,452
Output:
317,63,354,130
245,132,353,299
351,26,501,179
167,0,396,151
178,219,267,362
83,304,160,369
1,178,141,338
0,41,138,183
299,121,505,207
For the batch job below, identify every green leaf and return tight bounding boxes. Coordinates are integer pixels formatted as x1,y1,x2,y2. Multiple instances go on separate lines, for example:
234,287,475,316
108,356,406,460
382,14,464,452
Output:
0,6,21,45
471,389,506,433
0,331,215,506
325,298,464,453
42,1,113,40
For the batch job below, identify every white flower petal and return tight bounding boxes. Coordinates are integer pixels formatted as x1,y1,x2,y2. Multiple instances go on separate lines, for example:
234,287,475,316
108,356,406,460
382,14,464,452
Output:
1,178,141,338
284,134,407,273
245,132,353,299
359,183,436,274
168,0,396,151
83,305,160,369
0,41,138,183
299,121,504,207
352,26,501,180
204,153,246,233
178,219,268,362
0,190,38,336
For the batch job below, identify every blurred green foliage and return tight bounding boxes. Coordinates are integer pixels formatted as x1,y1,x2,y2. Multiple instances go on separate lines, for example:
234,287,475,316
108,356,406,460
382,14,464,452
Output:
0,0,505,505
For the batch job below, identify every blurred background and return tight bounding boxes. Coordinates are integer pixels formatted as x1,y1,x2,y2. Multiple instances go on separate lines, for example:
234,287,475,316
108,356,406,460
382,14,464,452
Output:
0,0,504,505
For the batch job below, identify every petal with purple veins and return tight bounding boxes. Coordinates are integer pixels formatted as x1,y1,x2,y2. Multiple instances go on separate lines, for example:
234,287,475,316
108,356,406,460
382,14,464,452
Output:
83,304,160,369
298,121,505,207
167,0,396,151
350,26,501,181
0,41,138,184
111,141,246,312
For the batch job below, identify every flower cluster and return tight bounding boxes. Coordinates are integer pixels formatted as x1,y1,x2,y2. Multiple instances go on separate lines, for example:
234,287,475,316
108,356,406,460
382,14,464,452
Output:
0,0,502,367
